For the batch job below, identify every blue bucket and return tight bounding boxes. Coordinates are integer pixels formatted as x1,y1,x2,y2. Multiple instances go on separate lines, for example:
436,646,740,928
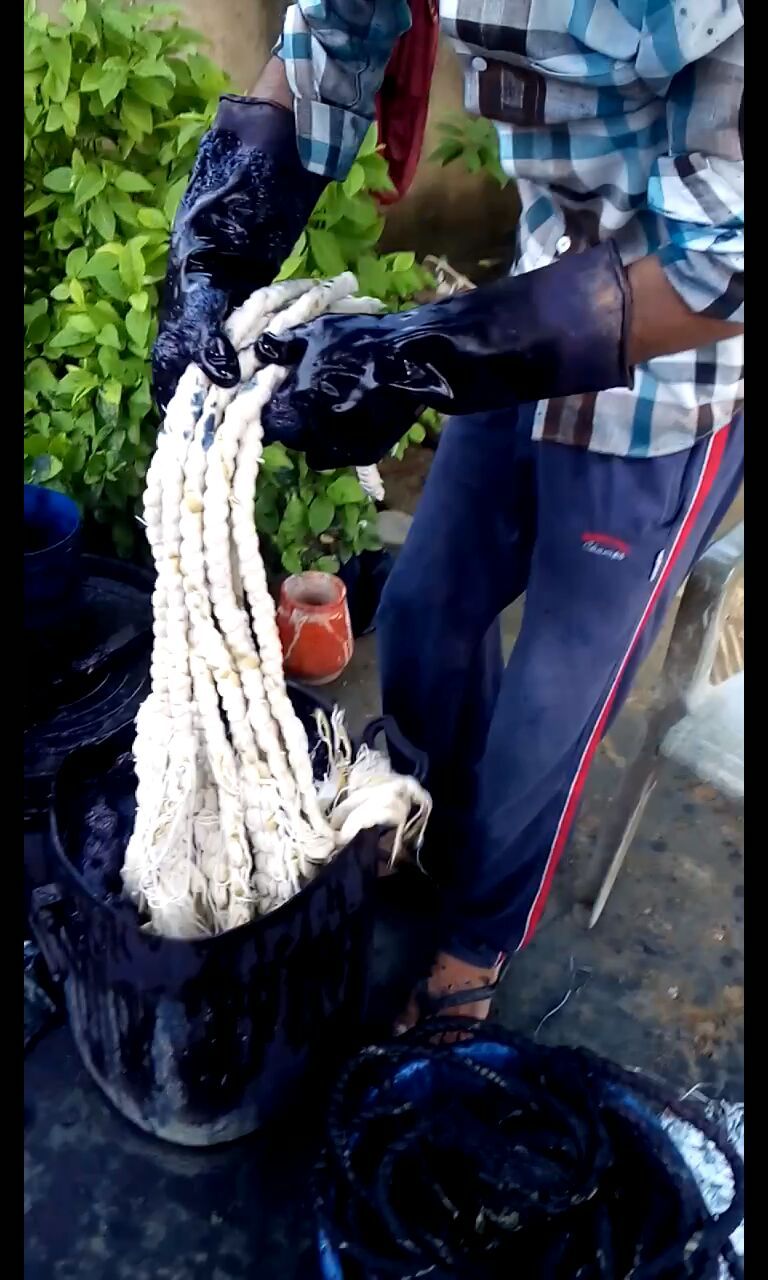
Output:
24,485,83,633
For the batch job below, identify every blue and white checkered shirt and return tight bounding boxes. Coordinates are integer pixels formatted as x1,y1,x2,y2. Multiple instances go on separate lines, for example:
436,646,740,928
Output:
276,1,744,457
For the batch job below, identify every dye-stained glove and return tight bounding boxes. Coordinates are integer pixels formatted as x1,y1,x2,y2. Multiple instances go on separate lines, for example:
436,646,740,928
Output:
152,95,327,414
256,241,633,470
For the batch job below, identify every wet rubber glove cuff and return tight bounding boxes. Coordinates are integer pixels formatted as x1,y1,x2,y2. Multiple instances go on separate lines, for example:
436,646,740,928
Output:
214,95,301,155
255,242,633,469
366,238,635,412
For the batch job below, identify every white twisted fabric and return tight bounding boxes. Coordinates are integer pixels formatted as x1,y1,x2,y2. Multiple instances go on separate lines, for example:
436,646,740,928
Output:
121,274,429,939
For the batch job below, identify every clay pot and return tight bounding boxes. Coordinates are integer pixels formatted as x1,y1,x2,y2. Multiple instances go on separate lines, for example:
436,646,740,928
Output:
277,572,354,685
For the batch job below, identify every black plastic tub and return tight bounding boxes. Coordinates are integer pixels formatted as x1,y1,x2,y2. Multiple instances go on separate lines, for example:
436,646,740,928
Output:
31,687,384,1147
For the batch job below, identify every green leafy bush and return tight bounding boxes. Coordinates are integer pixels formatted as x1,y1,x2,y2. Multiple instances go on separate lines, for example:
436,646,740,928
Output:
430,114,509,188
254,449,383,578
24,0,433,570
24,0,229,553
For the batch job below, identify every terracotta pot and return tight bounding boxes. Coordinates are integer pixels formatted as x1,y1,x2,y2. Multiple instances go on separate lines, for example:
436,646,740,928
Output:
277,572,354,685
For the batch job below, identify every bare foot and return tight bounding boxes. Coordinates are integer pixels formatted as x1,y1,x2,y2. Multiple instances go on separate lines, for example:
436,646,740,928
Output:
395,952,505,1036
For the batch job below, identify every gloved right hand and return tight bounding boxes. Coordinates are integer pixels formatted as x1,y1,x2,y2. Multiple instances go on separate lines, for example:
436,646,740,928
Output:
152,95,327,415
256,241,634,470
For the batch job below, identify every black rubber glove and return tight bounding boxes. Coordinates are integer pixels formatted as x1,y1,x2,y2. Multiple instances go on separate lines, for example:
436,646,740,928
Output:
152,95,327,415
256,241,633,470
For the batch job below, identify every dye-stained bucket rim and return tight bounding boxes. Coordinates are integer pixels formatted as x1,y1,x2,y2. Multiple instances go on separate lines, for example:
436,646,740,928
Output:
24,484,82,559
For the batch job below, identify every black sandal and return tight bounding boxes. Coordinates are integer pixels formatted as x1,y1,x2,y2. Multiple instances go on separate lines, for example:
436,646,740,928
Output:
412,958,509,1020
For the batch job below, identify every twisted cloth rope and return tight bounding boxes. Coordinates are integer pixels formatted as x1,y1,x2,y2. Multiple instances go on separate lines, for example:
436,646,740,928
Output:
316,1021,744,1280
121,274,430,938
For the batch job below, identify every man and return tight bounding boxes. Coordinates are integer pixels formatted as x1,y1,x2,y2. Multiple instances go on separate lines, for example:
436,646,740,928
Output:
153,2,744,1026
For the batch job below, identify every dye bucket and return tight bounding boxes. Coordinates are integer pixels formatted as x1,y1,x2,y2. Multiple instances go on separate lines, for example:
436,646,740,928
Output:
24,485,82,634
315,1024,744,1280
32,686,383,1146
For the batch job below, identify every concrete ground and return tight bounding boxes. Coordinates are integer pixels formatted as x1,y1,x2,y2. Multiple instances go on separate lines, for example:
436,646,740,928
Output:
25,454,743,1280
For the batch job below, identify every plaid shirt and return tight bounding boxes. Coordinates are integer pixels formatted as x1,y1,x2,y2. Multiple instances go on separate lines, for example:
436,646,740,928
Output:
276,1,744,458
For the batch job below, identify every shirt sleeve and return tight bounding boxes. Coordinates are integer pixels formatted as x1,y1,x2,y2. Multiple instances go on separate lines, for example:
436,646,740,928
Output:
275,1,412,181
641,6,744,323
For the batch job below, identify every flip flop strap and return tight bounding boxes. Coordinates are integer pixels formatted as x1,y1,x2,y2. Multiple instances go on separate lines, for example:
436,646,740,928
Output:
416,978,501,1016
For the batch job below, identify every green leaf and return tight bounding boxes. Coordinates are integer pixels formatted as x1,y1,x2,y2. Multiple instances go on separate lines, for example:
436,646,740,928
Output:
336,194,380,229
314,555,340,574
48,322,89,350
98,345,123,378
56,366,98,395
131,76,172,108
133,56,176,83
261,443,293,472
128,290,149,312
120,95,153,138
26,359,58,395
327,475,364,505
359,151,395,194
44,103,66,132
279,494,308,544
24,193,57,217
125,307,150,349
25,297,49,326
254,498,280,535
89,197,116,240
119,239,146,292
44,38,71,102
102,7,136,39
99,66,129,108
65,246,88,278
280,547,302,576
137,207,168,230
74,165,106,207
163,177,188,222
392,251,416,271
357,127,379,157
308,228,347,277
61,0,87,26
308,496,335,535
25,433,52,459
62,92,80,128
408,423,426,443
114,170,154,193
429,140,464,165
274,252,307,282
79,65,104,92
43,166,74,193
92,270,128,302
342,163,365,198
68,314,96,335
101,380,123,407
175,116,206,152
97,324,121,349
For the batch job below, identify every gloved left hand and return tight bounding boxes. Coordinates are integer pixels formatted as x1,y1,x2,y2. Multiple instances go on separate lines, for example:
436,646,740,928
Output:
256,240,633,470
152,95,326,415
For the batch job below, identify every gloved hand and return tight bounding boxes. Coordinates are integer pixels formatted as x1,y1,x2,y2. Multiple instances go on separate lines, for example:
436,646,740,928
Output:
256,241,633,470
152,95,327,414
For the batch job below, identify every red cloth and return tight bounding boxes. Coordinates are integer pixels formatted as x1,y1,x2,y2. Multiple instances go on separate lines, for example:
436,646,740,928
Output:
375,0,439,205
